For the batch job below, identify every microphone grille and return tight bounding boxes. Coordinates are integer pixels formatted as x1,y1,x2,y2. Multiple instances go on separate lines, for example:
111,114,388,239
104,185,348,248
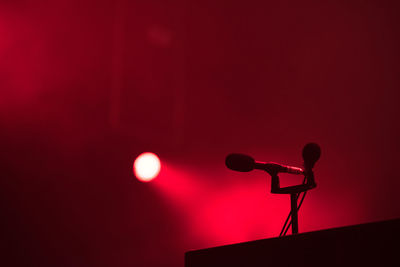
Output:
225,153,255,172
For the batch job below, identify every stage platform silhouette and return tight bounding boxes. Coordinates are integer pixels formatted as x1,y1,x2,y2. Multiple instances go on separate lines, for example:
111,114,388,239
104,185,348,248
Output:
185,218,400,267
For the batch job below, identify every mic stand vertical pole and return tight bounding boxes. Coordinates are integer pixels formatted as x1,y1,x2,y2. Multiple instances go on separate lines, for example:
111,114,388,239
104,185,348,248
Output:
270,172,315,235
290,193,299,234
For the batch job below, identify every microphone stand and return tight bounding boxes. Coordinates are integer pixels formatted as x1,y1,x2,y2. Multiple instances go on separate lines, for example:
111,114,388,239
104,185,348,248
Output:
290,193,299,234
269,170,316,235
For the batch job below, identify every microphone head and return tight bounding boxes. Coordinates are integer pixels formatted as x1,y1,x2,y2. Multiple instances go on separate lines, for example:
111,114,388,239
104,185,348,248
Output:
225,153,255,172
302,143,321,169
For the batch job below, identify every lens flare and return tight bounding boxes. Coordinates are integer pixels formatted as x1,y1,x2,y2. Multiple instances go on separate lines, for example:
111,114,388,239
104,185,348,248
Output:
134,152,161,182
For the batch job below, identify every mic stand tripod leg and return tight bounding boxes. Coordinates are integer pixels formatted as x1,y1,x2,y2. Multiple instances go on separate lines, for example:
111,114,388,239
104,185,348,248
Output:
290,193,299,234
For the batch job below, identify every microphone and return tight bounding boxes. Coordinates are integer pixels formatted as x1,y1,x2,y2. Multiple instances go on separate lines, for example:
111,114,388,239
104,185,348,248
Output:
302,143,321,170
301,143,320,189
225,153,304,175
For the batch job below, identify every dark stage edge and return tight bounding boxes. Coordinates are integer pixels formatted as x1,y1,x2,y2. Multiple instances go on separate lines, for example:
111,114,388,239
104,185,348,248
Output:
185,218,400,267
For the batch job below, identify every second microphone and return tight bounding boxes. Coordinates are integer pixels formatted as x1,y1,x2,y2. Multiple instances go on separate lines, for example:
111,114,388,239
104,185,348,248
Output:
225,153,304,175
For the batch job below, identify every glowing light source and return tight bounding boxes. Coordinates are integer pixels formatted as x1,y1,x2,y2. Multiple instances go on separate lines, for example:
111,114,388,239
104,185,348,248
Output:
134,152,161,182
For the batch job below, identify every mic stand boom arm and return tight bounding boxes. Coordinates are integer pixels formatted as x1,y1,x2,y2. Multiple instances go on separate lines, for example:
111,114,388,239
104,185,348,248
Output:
270,170,316,195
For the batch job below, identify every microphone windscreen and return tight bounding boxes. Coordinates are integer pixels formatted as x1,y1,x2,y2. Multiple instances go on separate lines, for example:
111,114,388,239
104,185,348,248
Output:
302,143,321,168
225,153,255,172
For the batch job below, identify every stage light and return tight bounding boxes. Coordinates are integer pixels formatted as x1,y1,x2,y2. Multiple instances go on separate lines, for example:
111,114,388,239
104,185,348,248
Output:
134,152,161,182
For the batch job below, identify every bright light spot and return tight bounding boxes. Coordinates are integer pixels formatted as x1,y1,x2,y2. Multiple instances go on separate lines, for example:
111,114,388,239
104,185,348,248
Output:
134,152,161,182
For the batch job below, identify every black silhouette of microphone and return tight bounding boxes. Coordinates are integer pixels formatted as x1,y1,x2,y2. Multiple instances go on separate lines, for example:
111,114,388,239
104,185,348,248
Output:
225,154,304,175
302,143,321,170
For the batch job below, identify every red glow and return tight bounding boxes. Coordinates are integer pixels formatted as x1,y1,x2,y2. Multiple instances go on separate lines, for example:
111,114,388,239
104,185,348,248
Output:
134,152,161,182
153,164,289,246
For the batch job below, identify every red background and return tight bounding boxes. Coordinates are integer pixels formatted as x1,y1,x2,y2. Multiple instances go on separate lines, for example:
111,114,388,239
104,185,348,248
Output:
1,1,400,266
